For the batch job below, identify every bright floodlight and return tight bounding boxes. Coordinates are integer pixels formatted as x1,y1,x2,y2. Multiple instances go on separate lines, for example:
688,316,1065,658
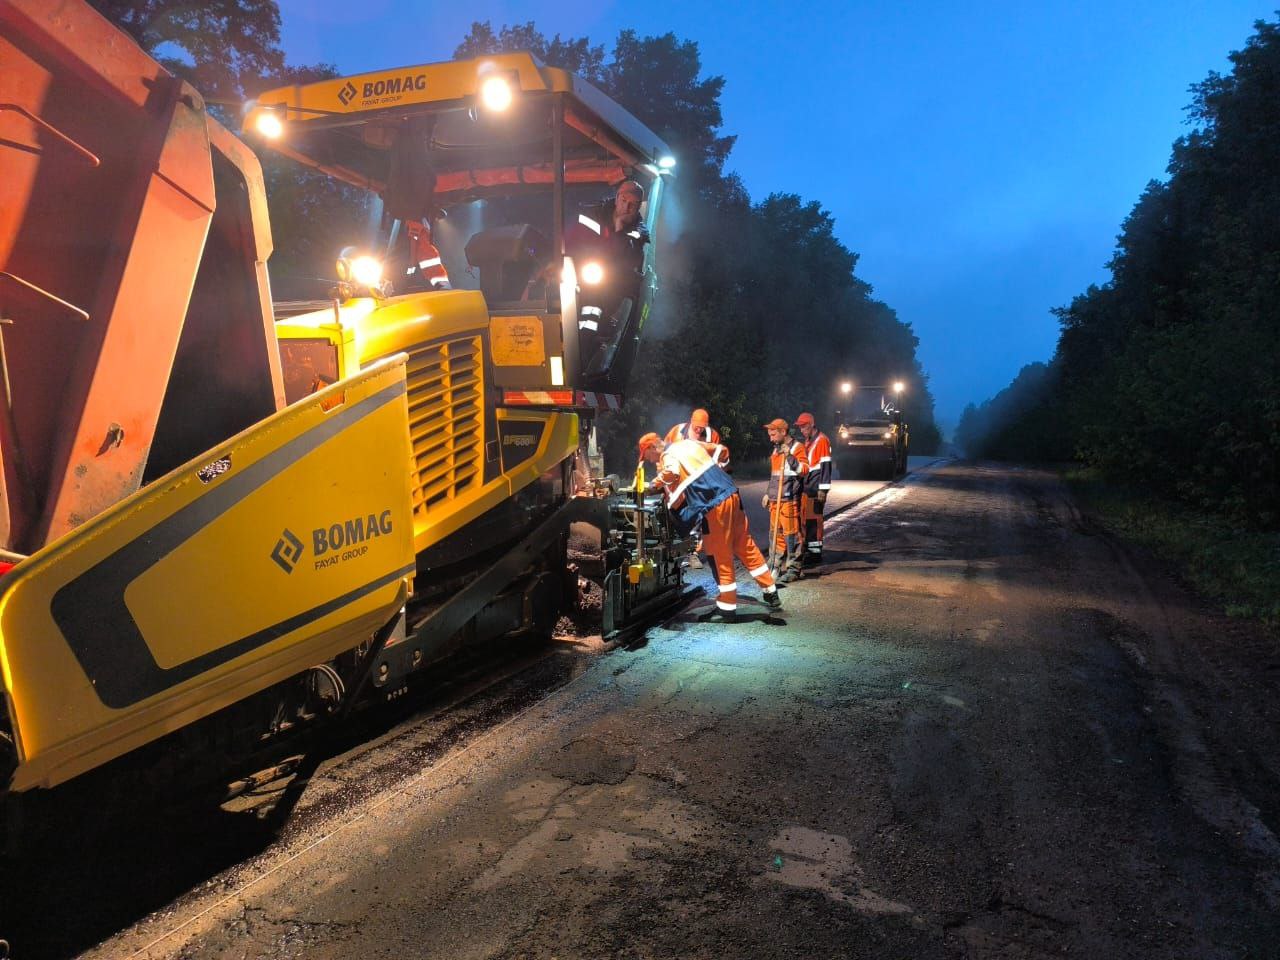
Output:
893,380,905,393
255,112,284,139
840,381,853,395
580,261,605,285
351,255,383,287
480,75,513,111
658,155,676,170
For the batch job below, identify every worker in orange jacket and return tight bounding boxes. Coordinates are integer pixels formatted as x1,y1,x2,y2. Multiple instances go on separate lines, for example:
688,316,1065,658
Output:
664,408,721,569
403,219,451,290
664,408,721,446
795,412,832,565
761,418,807,583
640,432,780,621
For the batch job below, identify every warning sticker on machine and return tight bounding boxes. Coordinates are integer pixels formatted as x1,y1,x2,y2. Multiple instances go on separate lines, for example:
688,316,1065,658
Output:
491,316,545,366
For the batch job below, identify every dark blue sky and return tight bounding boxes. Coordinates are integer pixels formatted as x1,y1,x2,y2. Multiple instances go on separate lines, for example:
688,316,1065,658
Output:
277,0,1271,430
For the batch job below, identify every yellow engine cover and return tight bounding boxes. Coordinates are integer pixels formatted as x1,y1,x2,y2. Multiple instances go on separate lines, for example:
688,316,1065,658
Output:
0,357,416,791
277,293,579,558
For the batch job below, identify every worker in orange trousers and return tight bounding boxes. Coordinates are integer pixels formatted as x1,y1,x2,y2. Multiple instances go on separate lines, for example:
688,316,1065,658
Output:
762,418,807,583
639,432,780,622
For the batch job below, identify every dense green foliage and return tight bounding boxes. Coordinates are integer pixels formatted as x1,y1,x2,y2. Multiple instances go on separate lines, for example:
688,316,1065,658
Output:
963,17,1280,528
455,22,940,466
87,0,285,97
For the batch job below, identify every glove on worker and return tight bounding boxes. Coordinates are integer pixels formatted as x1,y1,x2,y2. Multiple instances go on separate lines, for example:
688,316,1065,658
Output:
814,492,827,511
761,493,770,509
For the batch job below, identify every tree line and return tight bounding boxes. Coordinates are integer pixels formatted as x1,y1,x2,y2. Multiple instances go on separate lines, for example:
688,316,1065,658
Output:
958,16,1280,528
88,2,942,468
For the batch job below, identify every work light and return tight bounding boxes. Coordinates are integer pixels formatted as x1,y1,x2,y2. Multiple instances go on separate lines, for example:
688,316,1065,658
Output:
480,75,513,112
254,111,284,139
350,256,384,288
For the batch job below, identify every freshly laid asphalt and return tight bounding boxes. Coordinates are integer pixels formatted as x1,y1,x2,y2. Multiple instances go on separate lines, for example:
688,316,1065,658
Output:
16,459,1280,958
737,454,935,556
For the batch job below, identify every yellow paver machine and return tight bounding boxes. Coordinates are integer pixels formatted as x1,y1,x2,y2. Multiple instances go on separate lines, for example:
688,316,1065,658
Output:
0,0,692,811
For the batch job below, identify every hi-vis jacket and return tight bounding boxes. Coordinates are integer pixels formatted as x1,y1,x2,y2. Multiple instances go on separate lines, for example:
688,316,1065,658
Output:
654,439,734,532
769,440,808,502
663,422,722,446
404,220,450,289
801,431,833,496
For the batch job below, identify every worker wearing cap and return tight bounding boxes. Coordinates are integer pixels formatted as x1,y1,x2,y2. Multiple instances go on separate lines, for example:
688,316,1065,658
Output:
664,408,722,446
795,412,833,564
639,432,780,621
761,418,807,583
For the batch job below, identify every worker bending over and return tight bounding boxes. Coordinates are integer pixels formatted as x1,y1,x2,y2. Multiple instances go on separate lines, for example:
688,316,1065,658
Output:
664,408,721,446
762,418,808,583
664,408,721,569
639,432,780,621
795,412,832,564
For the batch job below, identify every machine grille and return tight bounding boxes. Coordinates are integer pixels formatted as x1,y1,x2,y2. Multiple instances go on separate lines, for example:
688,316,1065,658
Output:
405,335,483,521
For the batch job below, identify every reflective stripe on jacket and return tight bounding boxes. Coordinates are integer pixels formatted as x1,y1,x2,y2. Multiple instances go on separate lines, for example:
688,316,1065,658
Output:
768,440,808,501
405,220,451,289
663,422,722,446
802,432,833,494
656,439,735,531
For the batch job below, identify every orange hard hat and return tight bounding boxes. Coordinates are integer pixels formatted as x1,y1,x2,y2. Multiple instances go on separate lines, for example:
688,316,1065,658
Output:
690,408,710,428
638,432,662,456
795,412,815,427
763,418,789,431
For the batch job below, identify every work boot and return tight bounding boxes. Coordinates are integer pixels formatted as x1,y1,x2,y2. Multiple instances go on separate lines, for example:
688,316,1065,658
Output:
699,607,737,624
687,553,704,570
777,568,802,584
762,589,782,610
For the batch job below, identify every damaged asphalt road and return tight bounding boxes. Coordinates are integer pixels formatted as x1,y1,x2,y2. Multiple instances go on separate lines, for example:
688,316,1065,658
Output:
69,462,1280,957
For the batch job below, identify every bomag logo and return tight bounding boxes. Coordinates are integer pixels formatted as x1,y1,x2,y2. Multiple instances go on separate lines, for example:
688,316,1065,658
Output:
338,81,357,106
361,74,428,101
270,528,304,574
311,509,394,569
271,511,395,572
